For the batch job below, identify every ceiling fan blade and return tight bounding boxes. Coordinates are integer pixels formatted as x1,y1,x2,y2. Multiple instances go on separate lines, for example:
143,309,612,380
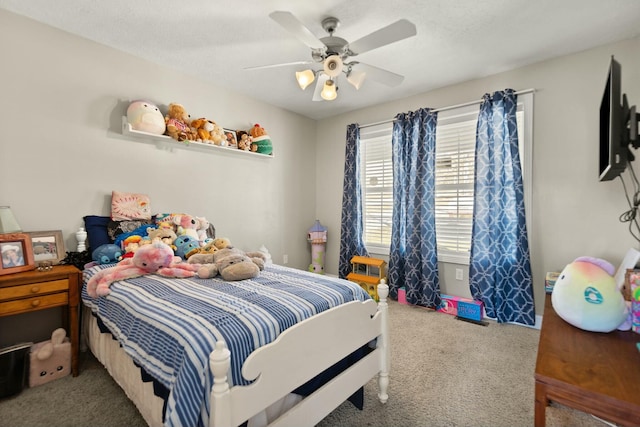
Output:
357,63,404,87
312,74,329,101
244,60,313,71
348,19,417,55
269,11,326,50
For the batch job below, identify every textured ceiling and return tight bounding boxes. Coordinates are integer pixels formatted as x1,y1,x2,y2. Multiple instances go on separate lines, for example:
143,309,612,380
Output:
2,0,640,120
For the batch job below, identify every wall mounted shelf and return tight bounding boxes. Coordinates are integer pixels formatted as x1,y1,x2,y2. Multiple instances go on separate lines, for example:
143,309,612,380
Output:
121,116,274,158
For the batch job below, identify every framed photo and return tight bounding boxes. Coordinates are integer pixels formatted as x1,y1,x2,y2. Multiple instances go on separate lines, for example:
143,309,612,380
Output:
223,128,238,147
0,233,35,275
26,230,66,265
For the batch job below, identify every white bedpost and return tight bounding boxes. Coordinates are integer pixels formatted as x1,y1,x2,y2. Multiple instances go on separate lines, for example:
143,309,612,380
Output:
376,279,390,404
210,340,232,427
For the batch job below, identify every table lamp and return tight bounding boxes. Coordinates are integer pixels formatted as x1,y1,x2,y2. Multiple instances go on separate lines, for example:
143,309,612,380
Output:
0,206,22,234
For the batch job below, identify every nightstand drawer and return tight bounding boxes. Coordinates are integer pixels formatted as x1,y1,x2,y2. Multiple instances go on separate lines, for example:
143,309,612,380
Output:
0,292,69,316
0,279,69,302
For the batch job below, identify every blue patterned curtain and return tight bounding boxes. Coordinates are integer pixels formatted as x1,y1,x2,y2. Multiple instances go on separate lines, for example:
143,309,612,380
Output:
469,89,535,325
387,109,441,308
339,124,369,279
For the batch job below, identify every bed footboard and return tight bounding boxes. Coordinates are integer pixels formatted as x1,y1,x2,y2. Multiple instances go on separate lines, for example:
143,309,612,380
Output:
210,280,390,427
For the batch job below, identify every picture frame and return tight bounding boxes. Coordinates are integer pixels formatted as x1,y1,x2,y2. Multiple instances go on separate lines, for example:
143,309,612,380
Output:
0,233,36,275
26,230,66,265
223,128,238,148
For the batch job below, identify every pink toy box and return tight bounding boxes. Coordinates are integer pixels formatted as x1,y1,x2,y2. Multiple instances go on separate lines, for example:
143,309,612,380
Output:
437,294,484,321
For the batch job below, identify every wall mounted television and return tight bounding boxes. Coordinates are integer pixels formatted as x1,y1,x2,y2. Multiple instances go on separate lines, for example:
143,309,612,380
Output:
599,56,640,182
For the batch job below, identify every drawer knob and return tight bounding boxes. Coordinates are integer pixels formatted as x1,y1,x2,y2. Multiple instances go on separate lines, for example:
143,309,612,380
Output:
31,300,41,307
31,286,40,293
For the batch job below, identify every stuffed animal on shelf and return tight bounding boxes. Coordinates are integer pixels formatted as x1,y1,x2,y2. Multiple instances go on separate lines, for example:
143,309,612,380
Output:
164,103,195,142
236,131,252,151
189,247,266,280
86,242,201,298
551,256,630,333
126,100,166,135
29,328,71,387
249,123,273,155
190,117,215,144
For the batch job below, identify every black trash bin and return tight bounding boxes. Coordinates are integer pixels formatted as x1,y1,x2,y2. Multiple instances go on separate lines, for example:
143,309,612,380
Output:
0,342,32,398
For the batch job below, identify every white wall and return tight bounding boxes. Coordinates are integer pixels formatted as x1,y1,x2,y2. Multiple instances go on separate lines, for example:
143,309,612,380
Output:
0,9,316,267
315,36,640,315
0,9,316,345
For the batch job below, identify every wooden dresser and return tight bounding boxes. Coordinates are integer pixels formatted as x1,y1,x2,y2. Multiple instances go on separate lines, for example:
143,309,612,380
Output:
0,265,81,376
535,294,640,426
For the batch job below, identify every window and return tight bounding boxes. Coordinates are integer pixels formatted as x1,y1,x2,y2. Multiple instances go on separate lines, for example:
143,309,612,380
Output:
360,93,533,263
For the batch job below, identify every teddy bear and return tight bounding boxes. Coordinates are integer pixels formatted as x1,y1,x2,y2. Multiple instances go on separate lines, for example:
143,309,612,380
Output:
164,103,195,142
188,247,266,280
236,131,252,151
249,123,273,155
86,242,201,298
210,121,226,146
190,117,215,144
146,226,177,251
126,100,166,135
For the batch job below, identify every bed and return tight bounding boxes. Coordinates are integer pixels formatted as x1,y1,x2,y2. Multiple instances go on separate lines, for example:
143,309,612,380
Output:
80,260,390,427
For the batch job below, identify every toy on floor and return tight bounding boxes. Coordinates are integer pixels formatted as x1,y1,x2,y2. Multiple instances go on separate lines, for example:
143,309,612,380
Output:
86,242,201,297
307,220,327,274
29,328,70,387
551,256,629,333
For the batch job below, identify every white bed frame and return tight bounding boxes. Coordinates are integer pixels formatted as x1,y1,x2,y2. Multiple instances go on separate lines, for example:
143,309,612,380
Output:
84,280,390,427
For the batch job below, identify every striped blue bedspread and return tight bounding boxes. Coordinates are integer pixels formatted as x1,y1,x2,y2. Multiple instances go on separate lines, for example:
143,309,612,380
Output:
82,263,371,427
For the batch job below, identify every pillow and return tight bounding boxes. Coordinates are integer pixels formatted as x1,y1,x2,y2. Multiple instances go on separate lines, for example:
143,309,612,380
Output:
107,219,155,242
83,215,111,253
111,191,151,221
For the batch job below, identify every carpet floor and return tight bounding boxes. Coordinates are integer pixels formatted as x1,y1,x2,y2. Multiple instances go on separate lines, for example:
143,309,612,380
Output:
0,300,608,426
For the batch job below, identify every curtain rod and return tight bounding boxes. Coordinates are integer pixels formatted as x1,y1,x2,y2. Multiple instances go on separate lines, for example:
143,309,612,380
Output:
357,88,535,130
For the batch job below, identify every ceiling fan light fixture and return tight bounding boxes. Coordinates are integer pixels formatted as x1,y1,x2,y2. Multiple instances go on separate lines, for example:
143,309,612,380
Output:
323,56,343,78
347,69,366,90
295,69,315,90
321,79,338,101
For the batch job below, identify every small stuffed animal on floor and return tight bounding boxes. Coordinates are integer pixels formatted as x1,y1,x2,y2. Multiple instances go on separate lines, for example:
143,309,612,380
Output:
86,242,201,298
30,328,71,387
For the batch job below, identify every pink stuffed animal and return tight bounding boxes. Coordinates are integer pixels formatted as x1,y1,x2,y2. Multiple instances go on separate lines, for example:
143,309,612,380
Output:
86,242,201,298
174,214,199,241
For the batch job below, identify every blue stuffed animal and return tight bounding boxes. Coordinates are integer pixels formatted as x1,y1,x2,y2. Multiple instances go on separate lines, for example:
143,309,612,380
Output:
551,256,629,333
91,244,123,265
173,235,200,260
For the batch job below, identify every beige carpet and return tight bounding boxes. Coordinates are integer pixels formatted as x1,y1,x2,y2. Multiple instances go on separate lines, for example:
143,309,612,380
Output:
0,300,609,426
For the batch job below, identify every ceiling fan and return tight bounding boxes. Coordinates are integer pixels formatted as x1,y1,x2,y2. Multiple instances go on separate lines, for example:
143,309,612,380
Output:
246,11,417,101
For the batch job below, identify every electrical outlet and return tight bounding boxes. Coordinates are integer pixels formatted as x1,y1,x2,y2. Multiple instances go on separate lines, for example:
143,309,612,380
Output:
283,254,288,264
455,268,463,281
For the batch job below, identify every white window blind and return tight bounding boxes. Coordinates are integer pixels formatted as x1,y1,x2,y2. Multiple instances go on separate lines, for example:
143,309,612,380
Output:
360,124,393,253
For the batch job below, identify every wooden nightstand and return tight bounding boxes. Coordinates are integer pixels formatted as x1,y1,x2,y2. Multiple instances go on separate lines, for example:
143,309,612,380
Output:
0,265,81,376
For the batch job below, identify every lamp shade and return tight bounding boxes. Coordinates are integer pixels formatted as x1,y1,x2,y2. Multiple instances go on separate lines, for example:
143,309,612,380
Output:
295,69,315,90
321,79,338,101
0,206,21,233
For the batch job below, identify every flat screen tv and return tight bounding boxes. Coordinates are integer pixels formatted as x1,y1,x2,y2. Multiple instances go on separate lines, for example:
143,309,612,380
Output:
599,56,625,181
599,56,640,182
